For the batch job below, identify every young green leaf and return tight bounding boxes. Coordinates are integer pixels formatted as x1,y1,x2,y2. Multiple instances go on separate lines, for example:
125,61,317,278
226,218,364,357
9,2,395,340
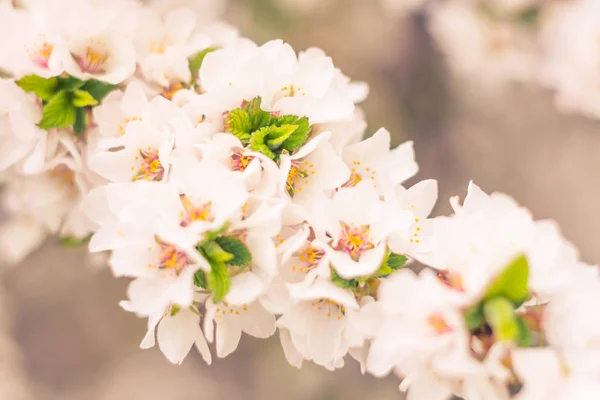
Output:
207,260,231,303
16,75,58,100
483,297,519,342
38,91,77,129
266,124,297,149
73,107,87,134
56,75,85,91
274,115,312,152
72,90,98,107
194,270,208,289
483,254,530,307
331,268,358,289
202,241,234,264
250,127,276,159
243,97,272,130
387,253,408,270
214,236,252,267
225,109,253,144
464,302,485,331
81,79,118,102
515,315,532,347
189,47,217,73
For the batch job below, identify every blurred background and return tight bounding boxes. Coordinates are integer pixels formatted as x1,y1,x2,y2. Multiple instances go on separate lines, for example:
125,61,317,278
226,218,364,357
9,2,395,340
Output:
3,0,600,398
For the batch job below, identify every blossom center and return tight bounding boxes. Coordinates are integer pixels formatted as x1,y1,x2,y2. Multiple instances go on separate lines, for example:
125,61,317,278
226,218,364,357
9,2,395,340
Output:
428,314,453,334
180,195,213,226
311,299,346,320
28,35,54,68
337,222,374,259
49,165,77,198
291,244,325,273
286,160,315,196
437,270,465,292
149,37,172,54
74,39,110,73
231,151,254,172
161,82,184,100
158,243,189,275
343,160,375,188
133,148,165,181
214,301,248,321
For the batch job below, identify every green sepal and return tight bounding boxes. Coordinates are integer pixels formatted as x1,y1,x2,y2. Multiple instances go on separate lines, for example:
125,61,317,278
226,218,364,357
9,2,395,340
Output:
169,305,181,316
214,236,252,267
15,75,58,101
37,91,77,129
72,89,98,107
483,254,530,307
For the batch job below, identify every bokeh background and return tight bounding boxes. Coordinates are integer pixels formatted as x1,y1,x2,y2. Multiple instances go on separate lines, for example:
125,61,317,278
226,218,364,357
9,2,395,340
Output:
3,0,600,399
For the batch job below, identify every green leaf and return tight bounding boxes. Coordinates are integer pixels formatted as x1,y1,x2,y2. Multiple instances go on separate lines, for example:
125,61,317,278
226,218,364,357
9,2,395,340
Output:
225,109,253,144
202,241,233,264
243,97,272,130
331,268,358,289
214,236,252,267
266,124,296,149
169,305,181,316
16,75,58,101
464,302,485,331
274,115,312,152
56,75,85,91
387,253,408,270
483,297,519,342
80,79,117,102
207,260,231,303
189,47,217,73
483,254,530,307
515,315,532,347
250,127,276,159
518,6,540,27
60,233,92,247
73,107,87,134
72,89,98,107
38,91,77,129
193,270,208,289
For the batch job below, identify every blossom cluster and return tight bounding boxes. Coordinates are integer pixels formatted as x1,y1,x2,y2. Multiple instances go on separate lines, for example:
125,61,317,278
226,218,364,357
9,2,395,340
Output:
0,1,599,400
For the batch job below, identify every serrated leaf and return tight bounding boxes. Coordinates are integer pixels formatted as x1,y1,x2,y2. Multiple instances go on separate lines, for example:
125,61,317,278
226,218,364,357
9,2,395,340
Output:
38,91,77,129
243,97,272,130
225,109,252,144
15,75,58,101
274,115,311,152
214,236,252,267
250,127,276,159
331,268,358,289
202,241,233,264
189,47,217,73
464,302,485,331
515,315,532,347
483,297,519,342
56,75,85,91
207,260,231,303
81,79,117,102
266,124,296,149
483,255,530,307
73,107,87,134
72,89,98,107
